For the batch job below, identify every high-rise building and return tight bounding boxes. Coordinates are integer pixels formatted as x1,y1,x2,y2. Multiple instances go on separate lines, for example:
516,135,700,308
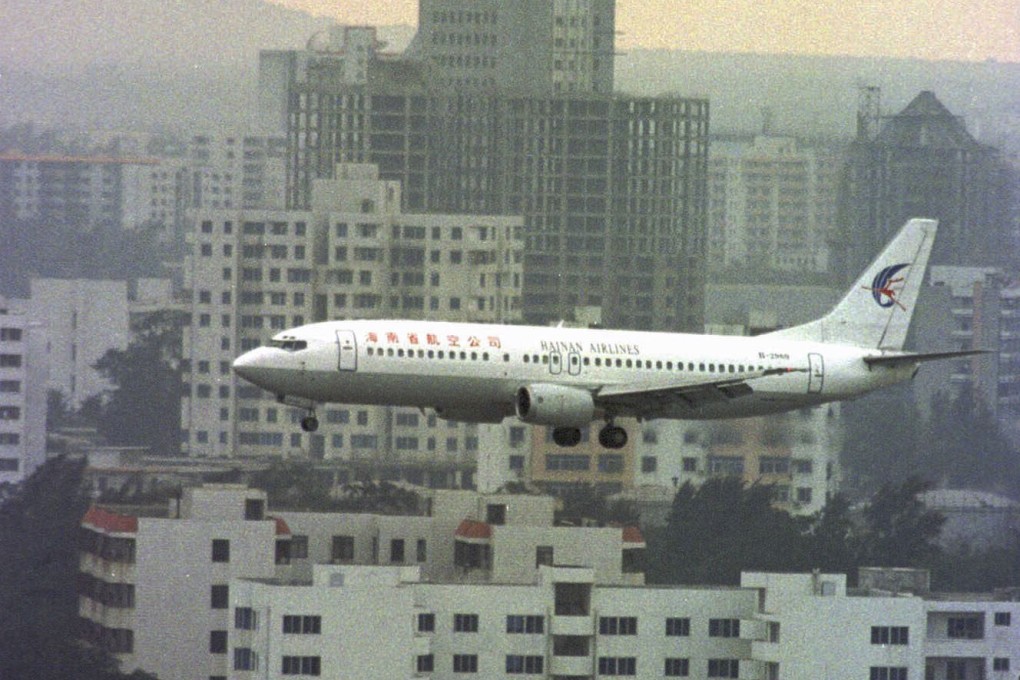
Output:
409,0,615,95
0,153,160,230
842,90,1013,280
29,278,130,409
180,164,524,459
267,5,709,333
0,298,47,485
708,135,844,274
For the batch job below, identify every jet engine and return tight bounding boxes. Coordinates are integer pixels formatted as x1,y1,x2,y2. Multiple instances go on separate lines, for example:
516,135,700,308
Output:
515,384,595,427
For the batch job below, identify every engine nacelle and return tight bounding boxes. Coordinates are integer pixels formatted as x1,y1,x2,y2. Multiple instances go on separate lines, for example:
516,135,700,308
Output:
515,384,595,427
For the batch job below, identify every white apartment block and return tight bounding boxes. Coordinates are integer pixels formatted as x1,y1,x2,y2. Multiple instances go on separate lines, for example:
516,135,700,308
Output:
708,136,843,274
29,278,130,409
78,484,643,679
0,298,47,485
0,153,160,229
181,163,524,459
79,485,287,680
228,564,1020,680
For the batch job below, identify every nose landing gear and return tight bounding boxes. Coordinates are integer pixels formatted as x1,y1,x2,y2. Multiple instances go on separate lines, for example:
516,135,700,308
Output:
277,394,319,433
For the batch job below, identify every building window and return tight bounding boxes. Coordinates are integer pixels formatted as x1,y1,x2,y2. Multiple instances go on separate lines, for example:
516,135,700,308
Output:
599,616,637,635
871,626,909,645
211,539,230,563
209,630,227,654
641,456,657,473
708,659,740,678
390,539,405,563
416,538,427,562
947,615,984,639
506,615,544,634
331,535,354,562
666,617,690,636
281,655,321,676
708,618,740,637
453,613,479,632
452,654,478,673
416,655,434,672
536,545,554,567
282,615,321,635
994,612,1011,626
869,667,907,680
235,607,258,630
665,658,690,677
233,648,258,671
417,612,435,633
505,655,544,674
290,535,308,559
598,657,636,675
210,585,228,609
993,658,1010,672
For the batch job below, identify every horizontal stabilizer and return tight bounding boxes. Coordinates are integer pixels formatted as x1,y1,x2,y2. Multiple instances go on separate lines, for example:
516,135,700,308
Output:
863,349,991,367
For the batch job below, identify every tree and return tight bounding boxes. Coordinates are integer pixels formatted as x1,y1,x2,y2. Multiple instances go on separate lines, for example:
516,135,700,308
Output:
804,492,857,575
93,310,182,455
647,477,810,585
0,457,157,679
857,477,946,571
553,484,639,527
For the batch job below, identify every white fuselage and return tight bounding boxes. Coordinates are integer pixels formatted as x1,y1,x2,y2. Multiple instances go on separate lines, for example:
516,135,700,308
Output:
233,318,914,423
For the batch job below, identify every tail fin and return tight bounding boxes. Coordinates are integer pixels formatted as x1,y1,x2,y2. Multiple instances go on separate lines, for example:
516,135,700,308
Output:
765,218,937,349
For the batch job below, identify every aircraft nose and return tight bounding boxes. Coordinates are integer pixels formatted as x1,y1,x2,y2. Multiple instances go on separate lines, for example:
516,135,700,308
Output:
232,348,272,387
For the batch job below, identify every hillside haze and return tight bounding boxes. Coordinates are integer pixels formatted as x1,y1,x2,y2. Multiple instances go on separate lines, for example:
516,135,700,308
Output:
2,0,1019,151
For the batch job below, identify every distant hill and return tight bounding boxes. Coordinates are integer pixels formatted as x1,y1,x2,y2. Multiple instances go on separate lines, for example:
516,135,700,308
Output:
2,0,1019,154
616,50,1020,150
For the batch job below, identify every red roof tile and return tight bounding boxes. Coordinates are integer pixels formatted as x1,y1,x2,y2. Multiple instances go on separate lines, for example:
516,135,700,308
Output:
622,526,644,544
455,519,492,540
82,506,138,534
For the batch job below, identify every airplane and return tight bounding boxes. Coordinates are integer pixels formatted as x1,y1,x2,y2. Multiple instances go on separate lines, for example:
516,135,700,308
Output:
233,218,984,449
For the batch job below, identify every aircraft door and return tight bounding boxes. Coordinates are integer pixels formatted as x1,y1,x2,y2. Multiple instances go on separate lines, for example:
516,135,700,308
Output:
567,351,582,376
549,351,563,375
808,353,824,393
336,330,357,372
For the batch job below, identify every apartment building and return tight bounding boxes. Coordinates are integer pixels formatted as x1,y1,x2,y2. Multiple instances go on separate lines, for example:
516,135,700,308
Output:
0,298,47,485
0,153,160,229
410,0,615,95
78,484,643,679
229,565,1020,680
181,163,524,459
29,278,130,409
78,485,286,680
707,135,844,275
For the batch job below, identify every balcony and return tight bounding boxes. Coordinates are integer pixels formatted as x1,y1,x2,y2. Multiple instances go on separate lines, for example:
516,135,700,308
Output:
550,615,594,636
549,655,593,676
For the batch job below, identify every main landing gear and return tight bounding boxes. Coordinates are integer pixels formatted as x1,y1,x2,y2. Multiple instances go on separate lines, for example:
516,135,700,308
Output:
551,422,628,449
300,414,319,433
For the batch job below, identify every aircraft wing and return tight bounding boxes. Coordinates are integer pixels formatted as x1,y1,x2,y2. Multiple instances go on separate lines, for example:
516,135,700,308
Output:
594,367,802,416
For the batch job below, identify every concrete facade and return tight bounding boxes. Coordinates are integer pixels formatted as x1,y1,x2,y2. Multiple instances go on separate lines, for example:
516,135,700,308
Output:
0,298,47,485
180,163,523,460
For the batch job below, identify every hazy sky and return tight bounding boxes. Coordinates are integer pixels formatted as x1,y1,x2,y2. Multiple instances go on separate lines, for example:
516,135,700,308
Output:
270,0,1020,63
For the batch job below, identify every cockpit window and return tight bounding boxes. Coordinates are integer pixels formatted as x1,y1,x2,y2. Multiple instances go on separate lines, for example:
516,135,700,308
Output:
268,339,308,352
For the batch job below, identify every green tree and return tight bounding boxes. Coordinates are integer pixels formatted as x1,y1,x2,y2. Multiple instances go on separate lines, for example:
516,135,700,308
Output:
0,457,157,679
804,492,857,575
840,385,923,491
93,310,182,455
647,477,810,585
857,477,946,571
553,484,640,527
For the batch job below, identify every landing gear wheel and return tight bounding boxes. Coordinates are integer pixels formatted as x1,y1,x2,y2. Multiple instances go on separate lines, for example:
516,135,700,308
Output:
598,424,627,449
552,427,582,447
300,415,319,433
